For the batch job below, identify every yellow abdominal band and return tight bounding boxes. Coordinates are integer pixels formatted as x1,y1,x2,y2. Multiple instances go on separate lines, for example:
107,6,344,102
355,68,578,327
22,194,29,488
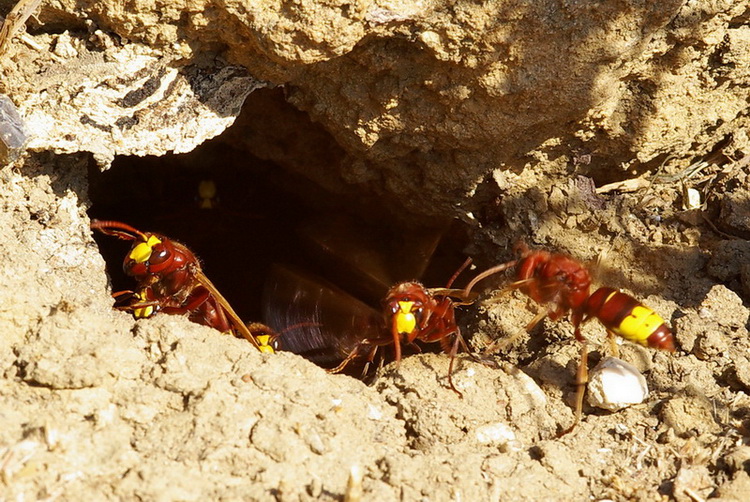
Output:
616,306,665,345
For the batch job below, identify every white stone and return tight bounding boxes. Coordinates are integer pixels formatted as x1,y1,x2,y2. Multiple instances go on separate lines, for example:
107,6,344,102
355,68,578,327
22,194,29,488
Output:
367,404,383,420
587,357,649,411
475,422,516,445
685,188,702,210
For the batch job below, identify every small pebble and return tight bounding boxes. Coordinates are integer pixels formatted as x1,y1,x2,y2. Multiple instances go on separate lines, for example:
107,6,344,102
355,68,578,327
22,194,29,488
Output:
475,422,516,446
587,357,649,411
684,188,701,210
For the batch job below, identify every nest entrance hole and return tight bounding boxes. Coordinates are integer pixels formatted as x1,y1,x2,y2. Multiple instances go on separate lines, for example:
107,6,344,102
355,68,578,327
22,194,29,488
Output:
87,88,470,324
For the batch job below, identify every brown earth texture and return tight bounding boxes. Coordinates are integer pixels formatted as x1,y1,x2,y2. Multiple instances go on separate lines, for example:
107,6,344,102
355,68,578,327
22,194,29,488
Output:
3,1,750,500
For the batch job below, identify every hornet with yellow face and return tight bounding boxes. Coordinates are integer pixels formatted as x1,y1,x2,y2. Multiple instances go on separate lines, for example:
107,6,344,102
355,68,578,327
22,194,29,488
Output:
381,280,473,396
91,219,268,351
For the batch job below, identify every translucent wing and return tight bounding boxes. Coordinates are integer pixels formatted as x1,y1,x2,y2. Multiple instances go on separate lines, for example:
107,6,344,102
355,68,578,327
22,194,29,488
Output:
262,264,387,368
297,214,445,305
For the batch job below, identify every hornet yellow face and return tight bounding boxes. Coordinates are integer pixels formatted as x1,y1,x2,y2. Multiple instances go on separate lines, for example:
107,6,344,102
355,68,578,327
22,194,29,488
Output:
198,180,218,209
256,334,276,354
394,300,419,335
128,235,162,263
384,281,430,363
245,323,281,354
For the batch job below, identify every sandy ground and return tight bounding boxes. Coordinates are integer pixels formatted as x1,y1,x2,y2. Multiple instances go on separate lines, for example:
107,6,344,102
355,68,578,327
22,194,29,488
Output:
2,1,750,500
2,152,750,501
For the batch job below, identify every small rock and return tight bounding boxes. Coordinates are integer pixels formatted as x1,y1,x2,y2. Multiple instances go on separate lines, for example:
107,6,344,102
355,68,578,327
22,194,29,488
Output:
660,395,721,437
673,313,703,353
699,285,749,328
693,330,727,360
683,188,702,210
714,471,750,501
719,191,750,235
587,357,649,411
53,32,79,59
721,445,750,474
475,422,516,446
727,356,750,392
673,465,714,502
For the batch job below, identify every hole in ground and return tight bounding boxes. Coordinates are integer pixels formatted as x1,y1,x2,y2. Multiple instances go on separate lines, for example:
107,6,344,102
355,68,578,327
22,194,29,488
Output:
87,87,472,369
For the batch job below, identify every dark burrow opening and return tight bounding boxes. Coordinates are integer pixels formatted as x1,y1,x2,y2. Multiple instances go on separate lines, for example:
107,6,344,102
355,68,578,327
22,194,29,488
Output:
87,87,472,370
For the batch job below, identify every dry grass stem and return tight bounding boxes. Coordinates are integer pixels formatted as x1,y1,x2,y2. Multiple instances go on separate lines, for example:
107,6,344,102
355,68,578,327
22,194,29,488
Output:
0,0,43,58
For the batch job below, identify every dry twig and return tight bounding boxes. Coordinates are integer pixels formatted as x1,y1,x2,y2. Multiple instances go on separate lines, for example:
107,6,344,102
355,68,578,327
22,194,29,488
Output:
595,177,651,194
0,0,43,58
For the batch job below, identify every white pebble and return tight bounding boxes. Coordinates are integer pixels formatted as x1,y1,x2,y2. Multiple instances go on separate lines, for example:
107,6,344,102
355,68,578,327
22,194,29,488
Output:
475,422,516,445
367,404,383,420
587,357,649,411
684,188,701,210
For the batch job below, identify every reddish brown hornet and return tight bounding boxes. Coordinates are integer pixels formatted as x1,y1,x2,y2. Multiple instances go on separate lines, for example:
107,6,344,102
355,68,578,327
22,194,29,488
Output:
464,243,674,430
265,259,477,395
91,219,265,351
382,280,475,395
329,258,476,396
